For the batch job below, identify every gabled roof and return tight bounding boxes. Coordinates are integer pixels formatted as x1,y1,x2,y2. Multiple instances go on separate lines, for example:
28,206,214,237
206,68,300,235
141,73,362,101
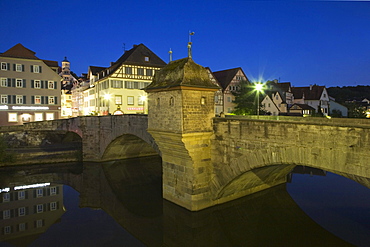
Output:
42,59,59,68
145,57,220,91
292,85,326,100
88,66,107,76
91,43,166,81
113,43,166,67
212,67,246,90
0,43,40,60
274,82,291,92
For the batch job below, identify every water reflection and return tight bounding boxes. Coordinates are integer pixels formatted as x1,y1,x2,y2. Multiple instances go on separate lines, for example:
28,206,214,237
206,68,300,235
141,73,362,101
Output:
0,158,369,246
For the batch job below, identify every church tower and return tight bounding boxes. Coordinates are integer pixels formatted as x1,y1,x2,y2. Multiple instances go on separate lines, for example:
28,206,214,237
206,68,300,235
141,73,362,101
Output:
145,57,219,211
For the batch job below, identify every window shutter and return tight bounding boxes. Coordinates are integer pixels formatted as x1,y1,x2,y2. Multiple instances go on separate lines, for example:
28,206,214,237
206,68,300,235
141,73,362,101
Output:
31,96,34,104
41,81,44,89
41,96,44,104
7,78,11,87
30,65,33,72
39,66,42,73
55,96,58,104
23,79,26,88
12,95,16,104
22,65,25,72
7,63,10,70
23,96,26,104
8,95,11,104
54,81,57,89
31,80,34,88
46,96,48,104
13,64,16,71
11,78,15,87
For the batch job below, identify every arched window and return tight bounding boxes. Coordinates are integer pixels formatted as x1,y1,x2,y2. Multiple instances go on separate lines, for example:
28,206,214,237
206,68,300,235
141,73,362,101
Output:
169,97,174,106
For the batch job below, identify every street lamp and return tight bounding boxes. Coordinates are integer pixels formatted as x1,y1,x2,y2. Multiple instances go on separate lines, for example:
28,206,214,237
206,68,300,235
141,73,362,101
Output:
140,95,147,114
254,82,264,119
104,93,111,115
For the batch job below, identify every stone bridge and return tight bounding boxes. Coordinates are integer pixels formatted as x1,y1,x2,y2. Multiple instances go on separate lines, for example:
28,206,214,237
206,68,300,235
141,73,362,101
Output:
2,115,370,211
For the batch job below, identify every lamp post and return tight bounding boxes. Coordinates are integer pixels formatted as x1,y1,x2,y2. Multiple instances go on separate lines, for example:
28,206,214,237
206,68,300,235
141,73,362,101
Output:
254,83,264,119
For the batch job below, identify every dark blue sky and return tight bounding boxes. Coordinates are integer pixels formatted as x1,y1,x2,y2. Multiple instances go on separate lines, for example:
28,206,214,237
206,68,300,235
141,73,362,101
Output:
1,0,369,87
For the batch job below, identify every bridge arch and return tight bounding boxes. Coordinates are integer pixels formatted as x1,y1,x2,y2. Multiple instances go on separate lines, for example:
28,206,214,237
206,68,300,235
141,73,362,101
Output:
211,117,370,205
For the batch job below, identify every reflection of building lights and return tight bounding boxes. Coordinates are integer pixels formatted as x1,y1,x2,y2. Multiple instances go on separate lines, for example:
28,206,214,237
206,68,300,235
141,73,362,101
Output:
0,105,9,110
12,106,49,110
14,183,51,190
22,113,31,121
0,188,10,193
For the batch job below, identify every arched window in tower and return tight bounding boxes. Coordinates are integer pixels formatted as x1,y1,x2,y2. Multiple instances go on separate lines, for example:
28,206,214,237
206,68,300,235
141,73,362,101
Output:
169,97,174,106
201,97,206,105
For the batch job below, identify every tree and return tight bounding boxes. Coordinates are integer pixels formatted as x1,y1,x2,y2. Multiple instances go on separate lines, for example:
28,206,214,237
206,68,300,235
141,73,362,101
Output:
232,80,256,115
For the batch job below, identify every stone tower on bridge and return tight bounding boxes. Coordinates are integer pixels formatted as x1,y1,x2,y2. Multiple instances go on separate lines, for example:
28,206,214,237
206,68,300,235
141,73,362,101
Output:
145,57,219,211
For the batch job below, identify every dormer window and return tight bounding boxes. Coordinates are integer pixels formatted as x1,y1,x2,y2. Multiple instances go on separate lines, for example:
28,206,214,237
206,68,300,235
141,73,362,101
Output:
144,56,150,62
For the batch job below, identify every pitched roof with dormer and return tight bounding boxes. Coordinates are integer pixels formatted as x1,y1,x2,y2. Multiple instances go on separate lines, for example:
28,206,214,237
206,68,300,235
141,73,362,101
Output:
291,85,326,100
212,67,247,90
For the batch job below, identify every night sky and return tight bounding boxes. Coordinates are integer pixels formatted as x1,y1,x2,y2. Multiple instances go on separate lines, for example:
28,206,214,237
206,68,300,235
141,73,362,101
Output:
1,0,369,87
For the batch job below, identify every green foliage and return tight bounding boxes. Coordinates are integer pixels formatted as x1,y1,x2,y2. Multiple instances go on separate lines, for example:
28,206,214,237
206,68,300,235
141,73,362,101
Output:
331,109,343,118
327,85,370,104
0,136,15,163
232,80,256,115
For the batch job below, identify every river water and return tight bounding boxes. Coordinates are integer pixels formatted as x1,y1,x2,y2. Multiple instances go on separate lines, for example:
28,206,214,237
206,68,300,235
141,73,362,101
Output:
0,156,369,247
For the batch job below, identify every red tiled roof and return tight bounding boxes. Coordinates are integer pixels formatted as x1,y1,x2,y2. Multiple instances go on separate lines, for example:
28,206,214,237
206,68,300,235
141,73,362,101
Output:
0,43,39,60
291,85,325,100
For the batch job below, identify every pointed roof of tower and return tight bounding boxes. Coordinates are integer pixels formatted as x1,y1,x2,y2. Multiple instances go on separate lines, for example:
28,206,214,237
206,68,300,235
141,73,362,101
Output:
0,43,40,60
145,57,220,91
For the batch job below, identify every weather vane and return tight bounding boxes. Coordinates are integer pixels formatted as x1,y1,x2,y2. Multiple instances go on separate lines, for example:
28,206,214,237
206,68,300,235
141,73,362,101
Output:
188,31,195,58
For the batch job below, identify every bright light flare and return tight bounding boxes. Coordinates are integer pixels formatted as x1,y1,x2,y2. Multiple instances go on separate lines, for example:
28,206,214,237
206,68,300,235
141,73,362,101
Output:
255,83,264,92
103,93,111,100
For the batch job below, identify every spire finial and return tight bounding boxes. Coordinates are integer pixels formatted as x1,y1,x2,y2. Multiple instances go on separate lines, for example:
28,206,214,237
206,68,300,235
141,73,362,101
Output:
169,48,173,62
188,31,195,58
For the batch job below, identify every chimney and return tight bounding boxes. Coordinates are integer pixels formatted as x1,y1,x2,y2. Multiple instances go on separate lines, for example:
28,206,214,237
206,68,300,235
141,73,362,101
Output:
310,84,313,90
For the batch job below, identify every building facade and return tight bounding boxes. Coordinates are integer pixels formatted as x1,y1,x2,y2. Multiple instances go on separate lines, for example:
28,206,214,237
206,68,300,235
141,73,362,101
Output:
212,67,249,114
79,44,167,116
60,57,77,118
0,44,61,126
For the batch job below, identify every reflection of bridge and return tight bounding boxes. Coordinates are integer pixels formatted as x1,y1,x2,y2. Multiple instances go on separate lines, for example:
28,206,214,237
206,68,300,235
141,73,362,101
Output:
1,57,370,211
0,162,358,246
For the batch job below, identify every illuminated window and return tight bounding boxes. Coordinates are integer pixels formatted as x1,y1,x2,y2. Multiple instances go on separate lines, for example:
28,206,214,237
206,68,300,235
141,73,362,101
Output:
1,62,8,70
34,80,41,89
144,56,150,62
3,210,10,219
46,113,54,120
35,113,43,121
8,113,18,122
50,202,57,211
1,95,7,104
18,207,26,216
18,191,25,200
127,96,134,105
16,79,23,88
16,64,23,72
48,81,54,89
3,193,10,202
35,96,41,104
1,78,7,87
146,69,152,76
36,204,43,213
48,96,55,105
115,95,122,105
